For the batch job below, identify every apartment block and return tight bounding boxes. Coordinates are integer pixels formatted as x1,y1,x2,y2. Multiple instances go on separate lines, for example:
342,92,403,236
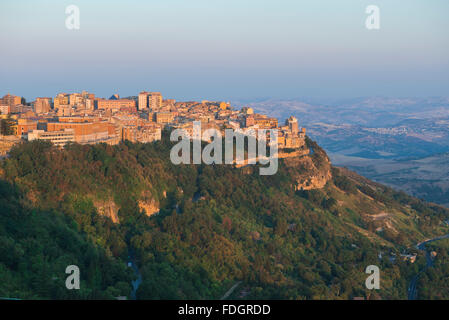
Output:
154,112,174,124
0,105,10,115
138,91,149,110
1,94,21,107
148,92,162,110
85,98,94,111
97,98,136,111
34,97,52,114
16,119,38,137
57,105,73,117
54,93,70,109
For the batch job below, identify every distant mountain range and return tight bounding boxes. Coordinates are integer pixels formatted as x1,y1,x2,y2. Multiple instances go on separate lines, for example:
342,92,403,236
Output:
233,97,449,206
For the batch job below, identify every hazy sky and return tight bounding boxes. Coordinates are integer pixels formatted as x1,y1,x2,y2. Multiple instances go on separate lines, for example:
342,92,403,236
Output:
1,0,448,101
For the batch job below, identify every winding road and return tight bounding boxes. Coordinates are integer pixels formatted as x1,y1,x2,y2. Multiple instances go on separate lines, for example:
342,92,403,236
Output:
220,281,242,300
407,234,449,300
128,252,142,300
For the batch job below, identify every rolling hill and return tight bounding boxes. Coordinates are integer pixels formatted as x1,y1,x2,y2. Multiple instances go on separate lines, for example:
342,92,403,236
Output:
1,134,449,299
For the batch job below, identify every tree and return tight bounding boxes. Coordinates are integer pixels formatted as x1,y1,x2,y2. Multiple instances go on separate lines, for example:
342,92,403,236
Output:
1,115,15,136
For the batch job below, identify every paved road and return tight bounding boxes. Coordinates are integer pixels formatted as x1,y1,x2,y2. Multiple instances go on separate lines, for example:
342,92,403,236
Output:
408,234,449,300
128,252,142,300
220,281,242,300
130,262,142,300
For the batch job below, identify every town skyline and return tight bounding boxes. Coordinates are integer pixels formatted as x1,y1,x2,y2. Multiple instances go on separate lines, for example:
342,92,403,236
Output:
0,89,308,163
7,91,449,106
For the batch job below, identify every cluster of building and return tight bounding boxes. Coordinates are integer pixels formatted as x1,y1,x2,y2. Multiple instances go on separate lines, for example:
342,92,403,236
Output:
0,91,307,153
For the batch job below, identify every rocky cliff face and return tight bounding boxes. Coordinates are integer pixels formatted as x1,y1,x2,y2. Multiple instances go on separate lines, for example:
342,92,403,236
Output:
283,139,332,190
138,199,159,216
92,193,159,223
138,190,160,216
93,199,120,223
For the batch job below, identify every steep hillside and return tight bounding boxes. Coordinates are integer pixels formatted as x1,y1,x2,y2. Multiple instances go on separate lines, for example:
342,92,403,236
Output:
1,135,448,300
0,179,133,299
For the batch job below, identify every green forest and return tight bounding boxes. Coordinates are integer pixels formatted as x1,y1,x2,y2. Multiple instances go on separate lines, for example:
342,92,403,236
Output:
1,133,449,300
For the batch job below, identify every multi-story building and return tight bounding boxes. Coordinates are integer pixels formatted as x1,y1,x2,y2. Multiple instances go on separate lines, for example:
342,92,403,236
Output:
97,98,136,111
284,135,305,149
162,99,176,108
82,91,95,100
27,129,75,147
254,116,278,129
42,117,119,145
1,94,21,107
57,105,73,117
34,97,52,114
138,91,149,110
16,119,38,137
0,105,10,115
245,114,255,127
69,93,81,106
148,92,162,110
85,98,94,111
46,121,103,144
154,112,174,124
122,124,161,143
54,93,70,109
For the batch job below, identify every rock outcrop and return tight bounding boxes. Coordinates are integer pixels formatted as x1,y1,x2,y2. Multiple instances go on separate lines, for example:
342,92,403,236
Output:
138,198,159,216
283,140,332,191
93,199,120,223
138,190,160,216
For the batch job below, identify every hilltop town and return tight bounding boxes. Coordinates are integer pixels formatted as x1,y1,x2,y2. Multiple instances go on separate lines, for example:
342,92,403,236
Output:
2,91,449,302
0,92,307,157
